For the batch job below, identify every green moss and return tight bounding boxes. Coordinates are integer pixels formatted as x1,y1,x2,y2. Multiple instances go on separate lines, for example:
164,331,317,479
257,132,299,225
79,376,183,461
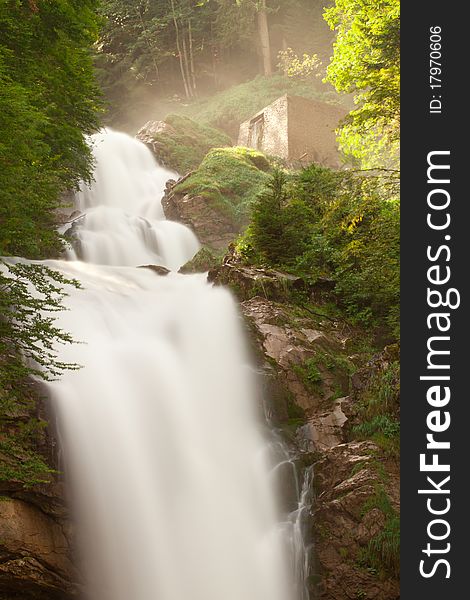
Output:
350,459,388,483
286,391,306,421
152,114,232,173
292,349,354,399
361,485,394,518
179,246,224,274
174,147,271,227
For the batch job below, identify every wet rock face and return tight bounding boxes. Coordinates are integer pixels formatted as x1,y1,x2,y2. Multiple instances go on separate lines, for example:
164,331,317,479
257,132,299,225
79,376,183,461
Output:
162,177,239,250
0,497,78,599
0,397,79,599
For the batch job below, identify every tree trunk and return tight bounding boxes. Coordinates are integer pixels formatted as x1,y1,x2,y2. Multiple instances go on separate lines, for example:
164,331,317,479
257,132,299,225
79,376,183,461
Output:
182,33,193,98
257,0,272,76
188,19,197,95
170,0,191,99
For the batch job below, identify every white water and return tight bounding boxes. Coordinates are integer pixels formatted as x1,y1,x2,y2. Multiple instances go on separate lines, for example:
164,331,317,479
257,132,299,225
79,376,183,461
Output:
66,129,199,270
43,129,301,600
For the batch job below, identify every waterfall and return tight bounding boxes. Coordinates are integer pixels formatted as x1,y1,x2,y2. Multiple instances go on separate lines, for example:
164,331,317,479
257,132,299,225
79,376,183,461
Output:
42,128,306,600
66,129,199,270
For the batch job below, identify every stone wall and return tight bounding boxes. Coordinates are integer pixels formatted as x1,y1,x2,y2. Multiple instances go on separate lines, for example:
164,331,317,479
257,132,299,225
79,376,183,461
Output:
238,95,289,159
287,96,346,168
238,94,346,167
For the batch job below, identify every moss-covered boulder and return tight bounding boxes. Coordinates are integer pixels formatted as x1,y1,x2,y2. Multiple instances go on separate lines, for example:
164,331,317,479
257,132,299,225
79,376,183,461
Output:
161,147,271,250
136,114,231,173
178,246,224,274
173,147,270,222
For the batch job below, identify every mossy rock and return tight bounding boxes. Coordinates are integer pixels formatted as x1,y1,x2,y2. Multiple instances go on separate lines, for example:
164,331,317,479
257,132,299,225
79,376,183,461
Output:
174,146,272,226
179,246,224,274
151,114,232,173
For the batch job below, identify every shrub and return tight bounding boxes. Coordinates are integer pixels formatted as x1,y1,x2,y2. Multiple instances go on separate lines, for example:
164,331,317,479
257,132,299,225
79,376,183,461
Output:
245,170,315,265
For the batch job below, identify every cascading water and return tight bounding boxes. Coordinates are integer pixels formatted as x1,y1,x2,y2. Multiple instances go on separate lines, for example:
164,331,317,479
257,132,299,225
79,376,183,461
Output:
66,129,199,270
41,128,310,600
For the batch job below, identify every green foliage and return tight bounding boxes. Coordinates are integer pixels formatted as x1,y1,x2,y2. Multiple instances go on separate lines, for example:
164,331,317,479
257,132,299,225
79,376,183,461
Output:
353,415,399,440
0,427,56,488
277,48,324,81
0,0,102,258
0,1,101,486
292,359,323,397
239,165,400,338
184,75,342,136
313,349,355,376
0,262,81,485
174,146,271,226
152,114,231,173
96,0,339,127
352,360,400,456
326,186,400,336
350,458,387,482
364,514,400,577
286,391,306,421
0,262,80,389
292,349,354,399
279,0,334,64
324,0,400,167
243,170,315,265
361,360,400,418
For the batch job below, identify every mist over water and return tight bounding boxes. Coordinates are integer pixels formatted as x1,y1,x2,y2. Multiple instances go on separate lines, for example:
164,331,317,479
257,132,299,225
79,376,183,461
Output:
44,129,307,600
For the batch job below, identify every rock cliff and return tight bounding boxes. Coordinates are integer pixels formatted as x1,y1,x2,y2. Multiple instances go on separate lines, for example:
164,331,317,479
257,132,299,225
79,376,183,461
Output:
209,255,400,600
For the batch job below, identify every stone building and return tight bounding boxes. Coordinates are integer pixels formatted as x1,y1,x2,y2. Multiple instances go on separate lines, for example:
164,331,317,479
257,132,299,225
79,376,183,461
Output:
238,95,346,167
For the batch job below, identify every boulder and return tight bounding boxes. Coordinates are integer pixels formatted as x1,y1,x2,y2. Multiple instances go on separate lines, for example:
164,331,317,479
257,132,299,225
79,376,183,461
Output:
138,264,171,276
162,178,239,250
136,120,177,169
